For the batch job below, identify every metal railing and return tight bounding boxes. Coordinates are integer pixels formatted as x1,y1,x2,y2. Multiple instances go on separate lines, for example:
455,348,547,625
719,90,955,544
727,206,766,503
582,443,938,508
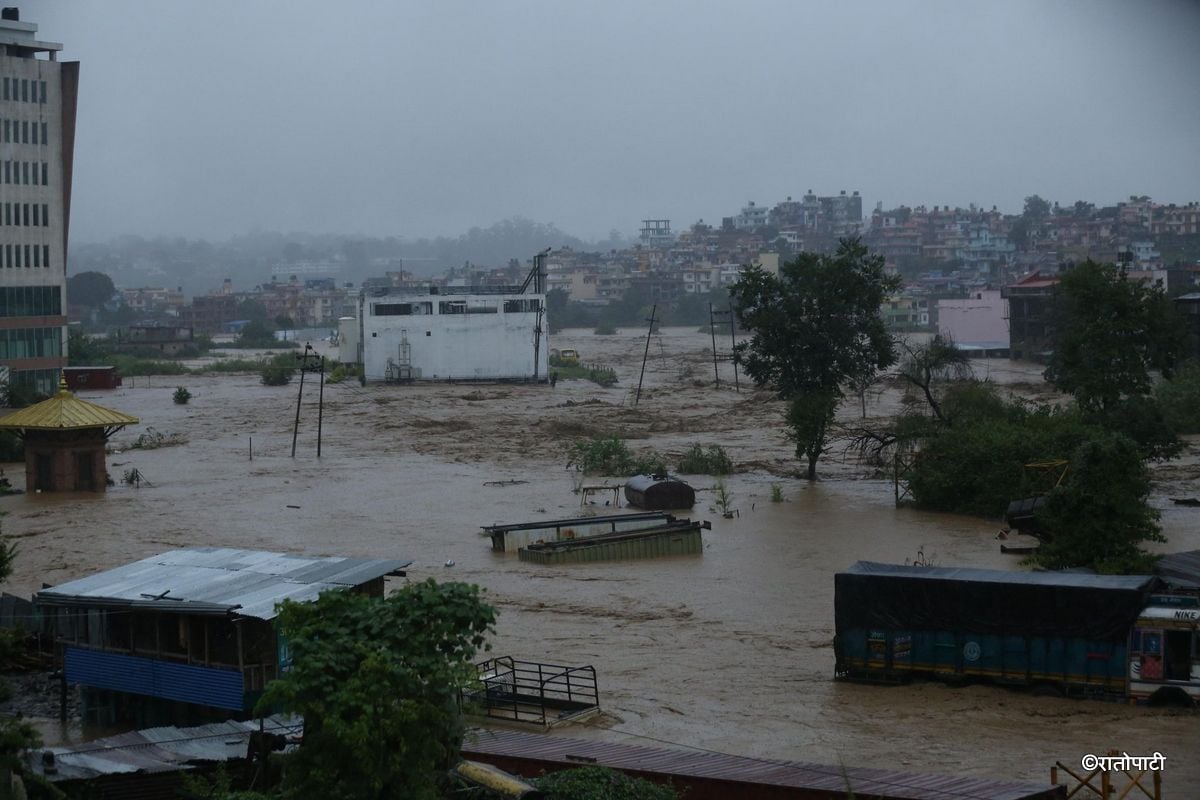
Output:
465,656,599,727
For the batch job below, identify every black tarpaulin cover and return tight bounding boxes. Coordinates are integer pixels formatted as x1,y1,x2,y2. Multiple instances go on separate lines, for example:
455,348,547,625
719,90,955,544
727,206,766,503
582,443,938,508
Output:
834,562,1160,643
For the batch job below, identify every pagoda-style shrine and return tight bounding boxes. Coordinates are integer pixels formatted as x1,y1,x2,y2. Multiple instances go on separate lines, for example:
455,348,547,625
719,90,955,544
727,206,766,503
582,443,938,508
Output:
0,377,139,493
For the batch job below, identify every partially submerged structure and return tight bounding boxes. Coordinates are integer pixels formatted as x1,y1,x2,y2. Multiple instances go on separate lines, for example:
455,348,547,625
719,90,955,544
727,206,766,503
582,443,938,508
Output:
465,656,599,728
518,518,707,565
624,474,696,510
35,547,410,726
349,256,550,383
0,376,138,492
481,511,678,553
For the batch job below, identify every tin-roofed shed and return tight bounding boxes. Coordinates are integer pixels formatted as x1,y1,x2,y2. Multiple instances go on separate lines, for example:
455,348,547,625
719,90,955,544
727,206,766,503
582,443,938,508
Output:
0,376,138,492
35,548,411,727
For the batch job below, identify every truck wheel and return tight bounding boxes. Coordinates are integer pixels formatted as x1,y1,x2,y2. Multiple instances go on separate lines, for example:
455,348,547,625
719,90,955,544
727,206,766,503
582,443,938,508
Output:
1148,687,1195,708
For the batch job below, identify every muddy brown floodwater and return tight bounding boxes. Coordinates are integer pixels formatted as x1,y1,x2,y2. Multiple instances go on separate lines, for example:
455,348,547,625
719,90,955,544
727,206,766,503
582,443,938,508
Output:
4,328,1199,789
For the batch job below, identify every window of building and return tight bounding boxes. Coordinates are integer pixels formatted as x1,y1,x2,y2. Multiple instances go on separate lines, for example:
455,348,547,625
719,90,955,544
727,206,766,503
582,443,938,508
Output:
42,244,49,267
503,298,542,313
20,79,27,103
3,244,9,268
42,203,48,226
374,301,432,316
39,81,46,104
23,244,30,268
41,162,47,185
3,203,9,226
22,161,28,184
20,119,27,143
40,121,46,144
1,77,7,101
3,160,8,183
0,286,63,317
31,204,37,226
2,119,8,143
32,245,38,268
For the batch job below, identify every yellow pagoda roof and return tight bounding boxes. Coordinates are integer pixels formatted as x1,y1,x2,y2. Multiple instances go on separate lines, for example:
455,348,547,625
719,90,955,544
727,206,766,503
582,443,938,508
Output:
0,378,139,431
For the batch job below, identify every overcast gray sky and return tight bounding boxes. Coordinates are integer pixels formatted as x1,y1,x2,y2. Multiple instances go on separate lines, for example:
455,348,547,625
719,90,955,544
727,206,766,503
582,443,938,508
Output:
28,0,1200,243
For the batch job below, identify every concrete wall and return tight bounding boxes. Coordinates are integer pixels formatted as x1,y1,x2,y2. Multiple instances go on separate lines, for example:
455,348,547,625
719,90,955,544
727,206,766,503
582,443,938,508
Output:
360,293,549,381
937,289,1009,345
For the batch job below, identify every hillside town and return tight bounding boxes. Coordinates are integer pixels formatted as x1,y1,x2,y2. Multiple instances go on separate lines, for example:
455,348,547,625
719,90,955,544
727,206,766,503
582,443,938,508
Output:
80,192,1200,365
3,4,1200,800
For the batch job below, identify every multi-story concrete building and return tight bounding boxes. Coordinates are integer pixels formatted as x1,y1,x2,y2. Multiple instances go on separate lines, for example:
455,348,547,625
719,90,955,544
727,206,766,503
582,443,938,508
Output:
0,9,77,397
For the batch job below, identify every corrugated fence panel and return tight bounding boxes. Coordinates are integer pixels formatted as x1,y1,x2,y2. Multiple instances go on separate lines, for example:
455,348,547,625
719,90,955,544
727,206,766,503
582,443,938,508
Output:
66,648,245,710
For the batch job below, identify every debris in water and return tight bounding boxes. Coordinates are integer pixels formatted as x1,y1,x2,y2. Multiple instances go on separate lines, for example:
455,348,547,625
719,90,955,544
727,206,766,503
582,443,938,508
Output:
286,504,301,509
444,559,455,567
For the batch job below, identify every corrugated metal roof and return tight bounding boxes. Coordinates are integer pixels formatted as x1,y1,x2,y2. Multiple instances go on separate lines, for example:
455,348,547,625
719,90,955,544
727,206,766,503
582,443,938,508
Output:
35,547,411,620
0,382,139,430
845,561,1154,590
463,729,1057,800
26,716,297,782
1155,549,1200,589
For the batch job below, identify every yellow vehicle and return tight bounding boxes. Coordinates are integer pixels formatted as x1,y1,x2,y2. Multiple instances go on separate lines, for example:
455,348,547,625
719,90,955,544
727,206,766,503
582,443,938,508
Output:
552,348,580,364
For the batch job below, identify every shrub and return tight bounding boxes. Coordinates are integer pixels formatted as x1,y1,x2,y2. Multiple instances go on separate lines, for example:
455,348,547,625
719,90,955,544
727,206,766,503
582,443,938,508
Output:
1032,433,1164,573
1155,362,1200,434
594,321,618,335
770,483,784,502
325,363,361,385
173,386,191,405
534,766,677,800
906,398,1102,517
568,436,666,476
677,443,732,475
261,363,294,386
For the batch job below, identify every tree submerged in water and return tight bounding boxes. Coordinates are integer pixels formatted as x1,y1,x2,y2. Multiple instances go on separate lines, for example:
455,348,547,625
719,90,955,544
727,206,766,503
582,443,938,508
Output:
730,238,899,479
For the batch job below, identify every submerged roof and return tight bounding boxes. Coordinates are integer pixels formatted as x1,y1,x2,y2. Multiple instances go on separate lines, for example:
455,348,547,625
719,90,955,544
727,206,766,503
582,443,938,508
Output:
36,547,411,620
0,379,139,431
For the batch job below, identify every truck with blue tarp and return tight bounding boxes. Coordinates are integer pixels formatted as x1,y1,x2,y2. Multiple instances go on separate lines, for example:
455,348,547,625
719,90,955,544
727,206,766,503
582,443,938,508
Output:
833,562,1200,705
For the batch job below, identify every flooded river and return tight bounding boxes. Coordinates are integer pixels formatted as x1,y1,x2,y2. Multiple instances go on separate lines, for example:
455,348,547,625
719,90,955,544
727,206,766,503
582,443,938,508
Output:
4,328,1198,788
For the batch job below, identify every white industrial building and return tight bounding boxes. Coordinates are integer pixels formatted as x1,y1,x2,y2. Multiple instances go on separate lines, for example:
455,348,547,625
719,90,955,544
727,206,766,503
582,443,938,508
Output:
347,262,551,383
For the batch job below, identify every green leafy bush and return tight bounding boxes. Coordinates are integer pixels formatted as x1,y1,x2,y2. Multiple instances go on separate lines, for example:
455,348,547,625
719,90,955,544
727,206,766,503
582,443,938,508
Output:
173,386,191,405
677,443,732,475
1032,433,1164,573
260,362,294,386
325,363,361,385
1155,362,1200,434
534,766,677,800
594,321,618,335
567,436,666,476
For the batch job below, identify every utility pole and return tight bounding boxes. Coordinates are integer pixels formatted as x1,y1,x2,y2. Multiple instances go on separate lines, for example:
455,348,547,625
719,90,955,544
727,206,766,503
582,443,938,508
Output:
292,343,325,458
728,303,740,393
635,304,657,405
708,303,720,388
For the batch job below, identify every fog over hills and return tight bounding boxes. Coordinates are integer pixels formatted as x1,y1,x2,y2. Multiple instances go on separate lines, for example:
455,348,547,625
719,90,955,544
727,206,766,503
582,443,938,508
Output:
30,1,1200,247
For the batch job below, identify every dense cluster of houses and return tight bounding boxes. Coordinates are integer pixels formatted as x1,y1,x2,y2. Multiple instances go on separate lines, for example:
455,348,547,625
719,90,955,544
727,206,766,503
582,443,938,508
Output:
104,193,1200,364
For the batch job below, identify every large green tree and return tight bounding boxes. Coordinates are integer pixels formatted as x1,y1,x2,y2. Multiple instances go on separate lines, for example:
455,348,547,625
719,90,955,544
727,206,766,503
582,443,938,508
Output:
257,579,495,800
730,239,899,479
66,270,116,309
1043,260,1184,414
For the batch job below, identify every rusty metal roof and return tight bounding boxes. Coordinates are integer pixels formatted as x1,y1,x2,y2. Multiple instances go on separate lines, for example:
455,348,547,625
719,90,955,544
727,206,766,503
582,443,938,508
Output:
0,379,139,431
26,716,298,782
463,729,1060,800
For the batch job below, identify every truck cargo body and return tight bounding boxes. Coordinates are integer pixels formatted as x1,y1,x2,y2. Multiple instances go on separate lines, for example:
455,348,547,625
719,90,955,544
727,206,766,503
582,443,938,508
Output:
833,562,1194,700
